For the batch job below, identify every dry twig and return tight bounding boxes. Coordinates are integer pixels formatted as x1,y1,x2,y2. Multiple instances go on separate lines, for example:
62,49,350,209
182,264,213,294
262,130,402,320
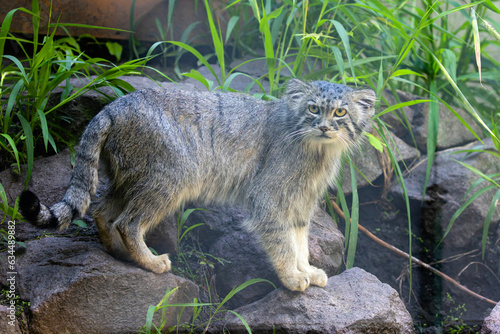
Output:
329,199,498,306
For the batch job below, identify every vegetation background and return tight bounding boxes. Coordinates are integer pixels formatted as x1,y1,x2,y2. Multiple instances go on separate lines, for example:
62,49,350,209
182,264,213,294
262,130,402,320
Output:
1,0,499,332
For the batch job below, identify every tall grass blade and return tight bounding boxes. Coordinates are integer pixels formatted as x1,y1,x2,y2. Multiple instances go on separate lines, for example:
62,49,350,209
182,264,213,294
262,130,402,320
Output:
166,41,221,86
203,0,225,82
330,20,355,83
226,310,252,334
4,79,24,133
0,134,21,173
17,114,34,188
424,45,494,141
439,184,495,247
346,159,359,269
0,7,36,67
336,176,351,252
482,189,500,259
324,191,337,227
374,100,432,119
422,81,439,201
376,119,413,295
454,160,500,189
471,8,482,85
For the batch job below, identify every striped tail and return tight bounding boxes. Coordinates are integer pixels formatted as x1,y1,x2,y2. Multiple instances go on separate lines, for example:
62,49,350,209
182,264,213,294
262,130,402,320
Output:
19,108,112,230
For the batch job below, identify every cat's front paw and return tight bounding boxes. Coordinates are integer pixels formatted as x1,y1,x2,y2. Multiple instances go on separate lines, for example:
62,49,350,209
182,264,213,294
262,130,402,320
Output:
141,254,171,274
281,271,310,291
308,266,328,287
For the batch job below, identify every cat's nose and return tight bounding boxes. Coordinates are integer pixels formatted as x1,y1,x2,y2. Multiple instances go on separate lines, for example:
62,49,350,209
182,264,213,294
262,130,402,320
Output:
319,126,329,133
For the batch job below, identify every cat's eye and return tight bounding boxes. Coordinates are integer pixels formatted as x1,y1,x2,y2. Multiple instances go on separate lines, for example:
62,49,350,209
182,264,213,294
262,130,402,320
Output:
308,105,319,114
335,108,347,117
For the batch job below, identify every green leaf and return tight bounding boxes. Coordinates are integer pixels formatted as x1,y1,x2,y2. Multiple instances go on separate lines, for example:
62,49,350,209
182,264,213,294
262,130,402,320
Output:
226,16,240,44
179,223,205,244
182,69,213,91
375,100,432,119
72,220,88,228
105,41,123,62
390,69,426,78
366,133,386,153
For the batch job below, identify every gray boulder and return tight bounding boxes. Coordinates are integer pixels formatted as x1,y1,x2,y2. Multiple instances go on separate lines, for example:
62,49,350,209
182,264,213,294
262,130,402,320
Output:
224,267,414,333
390,138,500,250
380,89,484,153
188,206,344,308
0,237,198,334
483,302,500,334
0,305,26,334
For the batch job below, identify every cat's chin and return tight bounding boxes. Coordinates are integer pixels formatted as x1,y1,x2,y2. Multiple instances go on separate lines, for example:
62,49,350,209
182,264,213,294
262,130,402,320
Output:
310,134,336,144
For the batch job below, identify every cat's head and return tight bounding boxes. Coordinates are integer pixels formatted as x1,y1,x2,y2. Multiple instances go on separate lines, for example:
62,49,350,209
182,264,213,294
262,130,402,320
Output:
284,79,376,147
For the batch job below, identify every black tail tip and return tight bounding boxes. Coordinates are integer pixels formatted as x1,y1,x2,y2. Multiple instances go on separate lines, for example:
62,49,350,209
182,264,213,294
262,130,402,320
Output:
19,190,41,223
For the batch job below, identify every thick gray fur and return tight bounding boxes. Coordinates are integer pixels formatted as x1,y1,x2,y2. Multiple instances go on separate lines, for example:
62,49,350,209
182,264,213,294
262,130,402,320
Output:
20,79,375,291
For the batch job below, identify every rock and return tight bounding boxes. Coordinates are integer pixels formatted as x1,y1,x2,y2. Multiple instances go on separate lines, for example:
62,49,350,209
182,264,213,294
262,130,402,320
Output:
0,237,198,334
380,89,484,153
223,267,414,333
342,131,420,194
390,138,500,249
0,305,25,334
184,64,271,94
188,206,344,308
0,149,95,240
483,302,500,334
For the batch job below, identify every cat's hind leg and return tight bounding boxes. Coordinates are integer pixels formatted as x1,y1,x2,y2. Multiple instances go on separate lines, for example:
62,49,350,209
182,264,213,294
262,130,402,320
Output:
112,190,176,273
93,191,130,260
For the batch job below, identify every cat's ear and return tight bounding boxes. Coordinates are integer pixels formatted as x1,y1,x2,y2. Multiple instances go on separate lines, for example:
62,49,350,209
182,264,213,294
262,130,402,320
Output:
286,79,311,100
350,89,376,113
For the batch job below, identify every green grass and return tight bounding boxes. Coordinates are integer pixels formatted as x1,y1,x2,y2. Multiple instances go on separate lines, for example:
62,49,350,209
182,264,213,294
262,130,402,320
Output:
142,208,275,334
0,0,175,222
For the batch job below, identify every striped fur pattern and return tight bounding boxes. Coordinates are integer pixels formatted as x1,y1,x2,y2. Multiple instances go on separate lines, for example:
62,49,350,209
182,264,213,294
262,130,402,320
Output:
19,79,375,291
